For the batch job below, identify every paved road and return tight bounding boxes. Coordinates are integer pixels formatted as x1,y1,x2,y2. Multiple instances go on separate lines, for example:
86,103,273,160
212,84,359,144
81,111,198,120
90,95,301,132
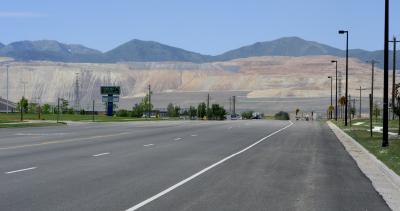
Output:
0,120,390,211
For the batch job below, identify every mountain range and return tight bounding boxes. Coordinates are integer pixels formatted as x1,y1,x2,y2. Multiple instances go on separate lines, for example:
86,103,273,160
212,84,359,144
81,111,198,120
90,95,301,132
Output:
0,37,396,68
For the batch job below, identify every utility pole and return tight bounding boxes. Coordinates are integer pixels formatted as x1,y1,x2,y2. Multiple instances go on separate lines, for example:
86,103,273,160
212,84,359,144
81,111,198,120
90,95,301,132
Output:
57,98,60,123
349,95,352,126
370,94,373,137
6,65,9,114
148,84,151,118
207,93,210,111
389,37,400,120
356,86,367,118
92,100,95,122
229,96,232,114
382,0,389,147
232,96,236,116
74,72,80,112
331,60,338,121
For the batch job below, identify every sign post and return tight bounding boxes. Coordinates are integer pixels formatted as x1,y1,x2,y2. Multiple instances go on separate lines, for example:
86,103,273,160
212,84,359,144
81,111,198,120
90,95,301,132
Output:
101,86,120,116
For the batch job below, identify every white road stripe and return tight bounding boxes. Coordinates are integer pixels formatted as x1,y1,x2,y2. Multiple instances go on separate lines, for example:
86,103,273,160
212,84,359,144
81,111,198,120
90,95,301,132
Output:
144,144,154,147
5,167,37,174
191,134,198,137
92,152,110,157
174,138,182,141
125,121,294,211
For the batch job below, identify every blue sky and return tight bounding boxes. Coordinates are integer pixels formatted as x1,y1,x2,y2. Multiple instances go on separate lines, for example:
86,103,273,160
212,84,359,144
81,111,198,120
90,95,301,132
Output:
0,0,398,55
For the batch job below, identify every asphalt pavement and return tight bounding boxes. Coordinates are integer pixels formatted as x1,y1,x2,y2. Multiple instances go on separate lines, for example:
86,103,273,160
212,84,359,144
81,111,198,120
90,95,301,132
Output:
0,120,390,211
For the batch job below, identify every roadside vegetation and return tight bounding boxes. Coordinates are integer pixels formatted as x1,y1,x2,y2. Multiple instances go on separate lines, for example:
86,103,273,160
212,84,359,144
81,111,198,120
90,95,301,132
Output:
334,119,400,175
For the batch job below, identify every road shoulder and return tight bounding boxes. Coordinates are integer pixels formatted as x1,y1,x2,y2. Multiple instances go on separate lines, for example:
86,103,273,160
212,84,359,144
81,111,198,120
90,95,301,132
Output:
328,121,400,211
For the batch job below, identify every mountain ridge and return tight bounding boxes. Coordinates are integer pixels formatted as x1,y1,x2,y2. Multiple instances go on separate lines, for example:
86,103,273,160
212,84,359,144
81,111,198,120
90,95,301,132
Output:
0,37,396,68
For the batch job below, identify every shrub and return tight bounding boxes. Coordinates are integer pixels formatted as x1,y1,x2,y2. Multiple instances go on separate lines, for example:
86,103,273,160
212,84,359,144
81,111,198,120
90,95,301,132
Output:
241,111,253,119
116,109,130,117
274,111,290,120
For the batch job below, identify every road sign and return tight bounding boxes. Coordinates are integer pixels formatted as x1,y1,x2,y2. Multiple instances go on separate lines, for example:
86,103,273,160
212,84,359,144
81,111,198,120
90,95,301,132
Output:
102,96,119,103
101,86,120,95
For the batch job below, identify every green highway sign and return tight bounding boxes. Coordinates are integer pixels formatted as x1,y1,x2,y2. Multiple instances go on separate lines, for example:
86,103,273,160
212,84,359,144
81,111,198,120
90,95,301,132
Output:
101,86,120,95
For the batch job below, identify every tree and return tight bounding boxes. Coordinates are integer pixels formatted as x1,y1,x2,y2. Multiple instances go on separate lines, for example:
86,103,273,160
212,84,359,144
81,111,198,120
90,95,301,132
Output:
28,103,38,114
295,108,300,117
131,103,144,118
373,103,381,122
197,102,207,119
350,107,356,118
339,96,347,119
241,111,253,119
42,103,51,114
189,106,197,119
167,103,180,117
60,98,69,114
16,97,28,113
275,111,290,120
209,104,226,120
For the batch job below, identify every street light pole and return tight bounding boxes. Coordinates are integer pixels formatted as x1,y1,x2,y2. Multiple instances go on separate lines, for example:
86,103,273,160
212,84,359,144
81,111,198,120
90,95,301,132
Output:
382,0,389,147
339,30,349,126
332,60,338,121
328,76,333,119
356,86,367,118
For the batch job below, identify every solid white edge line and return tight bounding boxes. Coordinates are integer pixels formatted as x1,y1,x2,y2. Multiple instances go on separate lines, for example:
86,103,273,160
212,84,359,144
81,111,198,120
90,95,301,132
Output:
5,167,37,174
92,152,110,157
125,120,294,211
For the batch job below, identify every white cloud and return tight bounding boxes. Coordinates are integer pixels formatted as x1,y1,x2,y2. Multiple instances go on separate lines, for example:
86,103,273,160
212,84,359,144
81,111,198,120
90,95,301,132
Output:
0,12,46,18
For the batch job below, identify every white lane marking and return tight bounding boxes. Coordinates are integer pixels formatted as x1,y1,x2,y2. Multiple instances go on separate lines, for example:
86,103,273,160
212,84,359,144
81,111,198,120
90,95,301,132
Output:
144,144,154,147
174,138,182,141
5,167,37,174
92,152,110,157
125,121,294,211
228,127,233,130
191,134,198,137
0,132,131,150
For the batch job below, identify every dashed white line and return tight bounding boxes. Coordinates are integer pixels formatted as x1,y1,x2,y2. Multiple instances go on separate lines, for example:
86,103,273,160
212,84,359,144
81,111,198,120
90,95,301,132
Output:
191,134,198,137
144,144,154,147
5,167,37,174
174,138,182,141
92,152,110,157
125,121,294,211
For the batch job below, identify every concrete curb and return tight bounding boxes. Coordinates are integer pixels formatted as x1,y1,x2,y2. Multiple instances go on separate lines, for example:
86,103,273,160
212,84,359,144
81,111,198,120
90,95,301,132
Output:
327,121,400,211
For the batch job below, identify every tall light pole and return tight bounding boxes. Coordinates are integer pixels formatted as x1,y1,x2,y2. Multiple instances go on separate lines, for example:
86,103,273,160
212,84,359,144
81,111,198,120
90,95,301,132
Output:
6,65,9,113
328,76,333,119
368,60,378,137
382,0,389,147
389,36,400,120
339,30,349,126
331,60,338,120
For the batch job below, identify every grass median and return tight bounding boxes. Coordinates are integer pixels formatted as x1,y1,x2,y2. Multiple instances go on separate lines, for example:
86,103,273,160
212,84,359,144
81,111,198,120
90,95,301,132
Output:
333,119,400,175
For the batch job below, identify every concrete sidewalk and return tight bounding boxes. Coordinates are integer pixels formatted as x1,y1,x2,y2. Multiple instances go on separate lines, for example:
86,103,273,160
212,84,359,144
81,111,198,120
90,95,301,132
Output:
328,121,400,211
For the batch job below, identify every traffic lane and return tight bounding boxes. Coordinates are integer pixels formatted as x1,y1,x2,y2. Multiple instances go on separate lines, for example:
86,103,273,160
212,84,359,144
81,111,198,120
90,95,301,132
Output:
139,121,390,211
0,120,289,211
0,121,194,146
0,120,248,172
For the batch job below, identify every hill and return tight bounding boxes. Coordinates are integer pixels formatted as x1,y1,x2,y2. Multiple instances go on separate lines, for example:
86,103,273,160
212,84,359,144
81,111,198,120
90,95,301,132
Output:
0,37,397,69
